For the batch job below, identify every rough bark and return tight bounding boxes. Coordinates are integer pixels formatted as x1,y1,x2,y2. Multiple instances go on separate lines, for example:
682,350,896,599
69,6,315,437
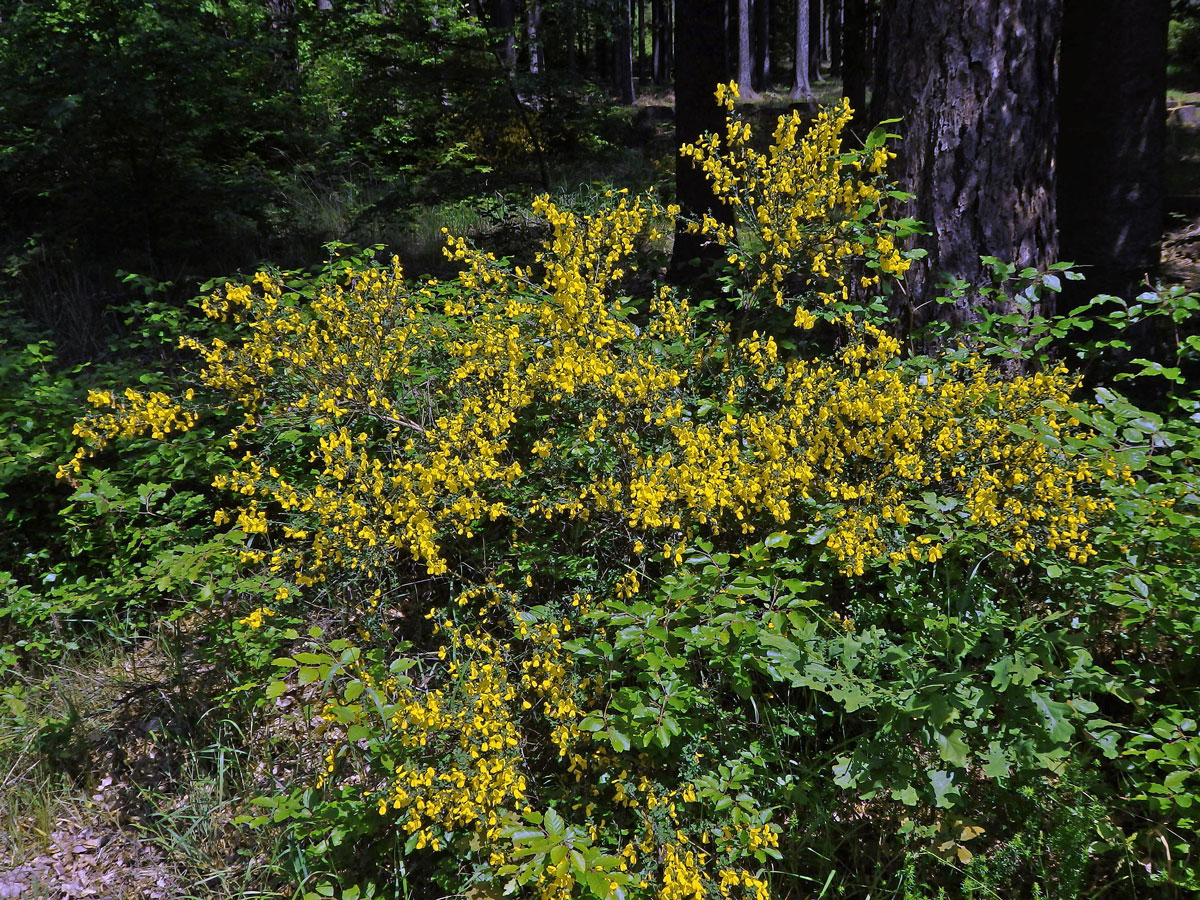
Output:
872,0,1061,327
652,0,673,82
1058,0,1167,299
672,0,736,279
792,0,812,98
637,0,646,81
526,0,544,74
809,0,823,81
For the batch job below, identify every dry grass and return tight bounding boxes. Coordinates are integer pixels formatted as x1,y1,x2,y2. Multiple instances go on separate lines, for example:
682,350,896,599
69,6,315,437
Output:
0,630,296,899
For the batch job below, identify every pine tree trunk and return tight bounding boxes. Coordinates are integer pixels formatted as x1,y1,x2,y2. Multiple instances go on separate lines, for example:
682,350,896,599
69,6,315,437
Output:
792,0,811,98
526,1,543,74
809,0,823,81
842,0,866,116
614,0,636,102
754,0,771,91
1058,0,1167,299
653,0,665,81
873,0,1061,328
637,0,646,82
840,0,868,115
661,0,674,81
724,0,734,82
566,0,578,73
597,32,609,80
828,0,841,76
737,0,759,97
672,0,736,278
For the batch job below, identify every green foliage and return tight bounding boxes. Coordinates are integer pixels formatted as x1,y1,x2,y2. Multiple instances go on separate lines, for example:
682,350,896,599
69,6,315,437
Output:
1169,16,1200,88
0,293,237,680
0,0,622,357
0,0,302,274
7,92,1200,900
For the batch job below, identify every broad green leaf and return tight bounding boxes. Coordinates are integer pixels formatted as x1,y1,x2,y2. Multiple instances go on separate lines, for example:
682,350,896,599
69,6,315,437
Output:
934,729,970,768
928,770,961,809
1031,692,1075,742
543,807,565,839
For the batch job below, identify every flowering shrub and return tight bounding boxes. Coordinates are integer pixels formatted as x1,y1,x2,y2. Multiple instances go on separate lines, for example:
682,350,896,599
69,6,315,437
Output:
681,87,912,328
59,93,1196,899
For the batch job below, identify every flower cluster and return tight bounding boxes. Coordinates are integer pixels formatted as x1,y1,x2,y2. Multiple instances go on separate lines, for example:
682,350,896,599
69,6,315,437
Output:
682,88,909,327
62,388,198,475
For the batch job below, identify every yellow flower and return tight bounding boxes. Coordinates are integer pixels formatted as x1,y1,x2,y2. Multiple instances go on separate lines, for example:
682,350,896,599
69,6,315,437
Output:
237,607,275,629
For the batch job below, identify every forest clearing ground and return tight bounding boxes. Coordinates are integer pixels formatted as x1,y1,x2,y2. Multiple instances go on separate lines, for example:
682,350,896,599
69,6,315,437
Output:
0,635,290,899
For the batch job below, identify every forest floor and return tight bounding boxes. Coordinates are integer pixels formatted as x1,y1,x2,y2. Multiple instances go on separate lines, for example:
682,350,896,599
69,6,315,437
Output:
0,637,259,900
0,623,311,899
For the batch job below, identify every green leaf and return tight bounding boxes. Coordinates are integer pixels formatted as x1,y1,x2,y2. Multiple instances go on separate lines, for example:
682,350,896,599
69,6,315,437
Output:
982,744,1011,779
928,770,960,809
934,729,970,768
587,871,610,898
608,729,631,752
543,807,565,839
1163,770,1190,792
1030,692,1075,743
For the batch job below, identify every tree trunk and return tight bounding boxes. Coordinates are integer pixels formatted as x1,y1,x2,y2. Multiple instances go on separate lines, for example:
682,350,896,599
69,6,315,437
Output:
725,0,735,80
809,0,823,81
526,0,543,74
872,0,1061,328
637,0,646,82
490,0,517,72
754,0,771,91
792,0,811,98
652,0,665,81
658,0,674,81
614,0,636,102
566,0,578,73
828,0,841,76
672,0,736,278
842,0,867,117
597,33,610,80
1058,0,1167,299
737,0,759,97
